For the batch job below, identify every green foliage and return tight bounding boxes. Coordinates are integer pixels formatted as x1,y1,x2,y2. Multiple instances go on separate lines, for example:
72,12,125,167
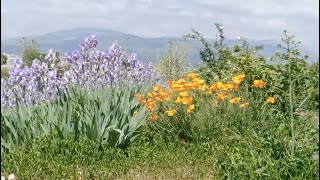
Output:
1,54,8,65
153,41,193,81
184,26,271,84
271,31,319,111
185,26,318,111
1,29,318,179
1,85,147,153
1,66,10,79
18,37,46,67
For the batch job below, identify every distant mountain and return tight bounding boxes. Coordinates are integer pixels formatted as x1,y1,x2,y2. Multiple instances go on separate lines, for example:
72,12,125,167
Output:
1,28,318,65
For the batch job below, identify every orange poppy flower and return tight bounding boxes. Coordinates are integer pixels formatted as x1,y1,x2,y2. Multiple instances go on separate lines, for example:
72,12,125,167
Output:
267,96,275,104
240,102,249,108
188,73,197,79
183,97,193,105
148,114,158,121
166,109,177,116
229,97,241,104
153,85,162,92
252,80,266,88
216,93,226,100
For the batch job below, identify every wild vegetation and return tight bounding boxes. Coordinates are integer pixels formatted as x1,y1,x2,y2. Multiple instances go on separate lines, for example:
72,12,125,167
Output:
1,25,319,179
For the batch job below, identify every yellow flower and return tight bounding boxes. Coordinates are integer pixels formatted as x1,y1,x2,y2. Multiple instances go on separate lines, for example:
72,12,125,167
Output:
166,109,177,116
146,100,156,111
148,114,158,121
193,78,205,85
267,96,275,104
225,84,233,90
199,85,208,91
147,106,154,111
229,97,241,104
216,93,226,100
153,85,162,92
217,82,224,89
231,83,239,91
168,80,173,89
179,91,189,97
188,72,197,79
177,78,186,85
252,80,266,88
188,104,195,110
175,96,183,104
232,74,245,84
240,102,249,108
186,104,195,113
210,84,219,92
183,97,193,105
147,93,154,99
133,111,138,116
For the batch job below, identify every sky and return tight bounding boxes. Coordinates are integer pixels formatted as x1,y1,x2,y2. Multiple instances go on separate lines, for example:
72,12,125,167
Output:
1,0,319,51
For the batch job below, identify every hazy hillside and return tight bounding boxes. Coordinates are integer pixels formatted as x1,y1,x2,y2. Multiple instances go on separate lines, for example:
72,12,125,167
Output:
1,28,318,65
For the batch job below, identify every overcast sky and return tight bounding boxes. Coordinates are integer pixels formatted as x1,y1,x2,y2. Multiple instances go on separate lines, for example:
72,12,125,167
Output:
1,0,319,50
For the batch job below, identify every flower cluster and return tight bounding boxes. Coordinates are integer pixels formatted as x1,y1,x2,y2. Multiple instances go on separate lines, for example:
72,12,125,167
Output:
135,73,276,121
1,35,159,108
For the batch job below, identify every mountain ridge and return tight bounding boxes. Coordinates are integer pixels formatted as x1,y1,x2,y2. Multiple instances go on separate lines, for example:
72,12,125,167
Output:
1,27,318,64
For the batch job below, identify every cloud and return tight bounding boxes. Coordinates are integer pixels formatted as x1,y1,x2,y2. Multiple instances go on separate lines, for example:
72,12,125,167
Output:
1,0,318,51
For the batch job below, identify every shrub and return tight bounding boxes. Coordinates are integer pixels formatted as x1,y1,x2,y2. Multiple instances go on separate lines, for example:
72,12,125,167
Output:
271,30,319,111
1,66,10,79
1,54,8,65
18,37,46,67
135,72,277,142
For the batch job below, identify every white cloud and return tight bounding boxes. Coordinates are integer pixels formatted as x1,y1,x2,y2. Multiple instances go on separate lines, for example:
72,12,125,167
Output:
1,0,318,51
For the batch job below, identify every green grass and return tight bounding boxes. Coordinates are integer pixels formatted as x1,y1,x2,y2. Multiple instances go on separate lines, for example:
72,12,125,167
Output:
1,120,318,179
1,91,318,179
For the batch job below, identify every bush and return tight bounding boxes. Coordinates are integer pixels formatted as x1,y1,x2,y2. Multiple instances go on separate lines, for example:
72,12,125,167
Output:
1,66,10,79
185,26,319,112
1,54,8,65
18,37,46,67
